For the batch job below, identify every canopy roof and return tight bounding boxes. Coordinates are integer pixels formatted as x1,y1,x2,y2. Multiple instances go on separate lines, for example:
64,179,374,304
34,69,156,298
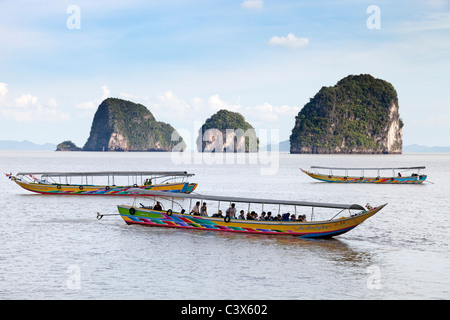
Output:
127,189,365,210
310,166,425,171
17,171,194,177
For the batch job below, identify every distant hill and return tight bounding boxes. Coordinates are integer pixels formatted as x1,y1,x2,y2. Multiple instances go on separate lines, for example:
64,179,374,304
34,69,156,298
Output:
264,140,290,152
404,144,450,153
0,140,56,150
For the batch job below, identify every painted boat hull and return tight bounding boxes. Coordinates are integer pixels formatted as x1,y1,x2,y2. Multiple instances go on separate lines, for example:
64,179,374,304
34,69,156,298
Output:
12,179,197,195
301,170,426,184
117,204,385,239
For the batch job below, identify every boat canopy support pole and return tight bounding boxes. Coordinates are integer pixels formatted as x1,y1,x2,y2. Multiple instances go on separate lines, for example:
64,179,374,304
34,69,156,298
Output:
329,208,346,221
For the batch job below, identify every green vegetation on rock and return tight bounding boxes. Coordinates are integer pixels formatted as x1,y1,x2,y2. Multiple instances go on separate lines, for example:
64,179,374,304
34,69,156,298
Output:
83,98,184,151
56,140,81,151
290,74,403,154
197,109,259,152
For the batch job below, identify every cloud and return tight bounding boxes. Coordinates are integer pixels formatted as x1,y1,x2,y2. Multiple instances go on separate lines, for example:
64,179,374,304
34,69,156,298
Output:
208,94,242,112
157,91,191,114
75,85,110,111
0,83,69,122
0,82,8,99
401,12,450,32
241,0,263,10
248,102,300,122
14,94,38,108
268,33,309,48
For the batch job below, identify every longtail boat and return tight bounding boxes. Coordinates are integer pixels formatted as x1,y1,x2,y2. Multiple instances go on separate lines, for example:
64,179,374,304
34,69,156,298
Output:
301,166,427,184
112,189,386,239
6,171,197,195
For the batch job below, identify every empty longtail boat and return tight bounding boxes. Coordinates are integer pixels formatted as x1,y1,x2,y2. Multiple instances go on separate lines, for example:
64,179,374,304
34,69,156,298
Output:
113,189,386,239
301,166,427,184
6,171,197,195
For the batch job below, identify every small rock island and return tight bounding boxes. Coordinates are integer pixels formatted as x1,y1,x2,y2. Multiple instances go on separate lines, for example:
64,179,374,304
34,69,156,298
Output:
55,140,81,151
197,109,259,152
290,74,403,154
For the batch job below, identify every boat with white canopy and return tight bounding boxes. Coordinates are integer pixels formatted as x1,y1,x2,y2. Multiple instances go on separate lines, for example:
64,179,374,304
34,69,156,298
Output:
110,189,386,238
301,166,427,184
6,171,197,195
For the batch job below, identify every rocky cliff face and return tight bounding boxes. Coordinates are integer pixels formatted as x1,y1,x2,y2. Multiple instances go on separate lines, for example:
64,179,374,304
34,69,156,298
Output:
83,98,184,151
290,74,403,154
196,109,259,152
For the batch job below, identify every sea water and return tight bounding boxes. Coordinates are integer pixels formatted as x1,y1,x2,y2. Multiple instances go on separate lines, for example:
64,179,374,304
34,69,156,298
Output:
0,151,449,299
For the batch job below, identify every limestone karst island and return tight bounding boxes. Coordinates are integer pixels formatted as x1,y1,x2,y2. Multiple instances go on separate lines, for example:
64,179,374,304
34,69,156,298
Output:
57,74,403,154
197,109,259,152
290,74,403,154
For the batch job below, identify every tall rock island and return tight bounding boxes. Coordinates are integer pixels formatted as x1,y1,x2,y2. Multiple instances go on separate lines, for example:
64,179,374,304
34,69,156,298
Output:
197,109,259,152
83,98,184,151
290,74,403,154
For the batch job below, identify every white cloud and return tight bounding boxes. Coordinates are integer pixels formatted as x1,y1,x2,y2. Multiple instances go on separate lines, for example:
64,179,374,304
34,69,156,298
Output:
268,33,309,48
0,82,8,99
241,0,263,10
14,94,38,108
208,94,242,112
101,85,110,100
401,12,450,32
157,90,191,114
75,85,110,110
0,84,69,122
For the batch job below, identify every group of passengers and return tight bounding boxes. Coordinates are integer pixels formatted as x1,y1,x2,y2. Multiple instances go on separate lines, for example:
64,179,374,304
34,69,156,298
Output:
188,201,307,222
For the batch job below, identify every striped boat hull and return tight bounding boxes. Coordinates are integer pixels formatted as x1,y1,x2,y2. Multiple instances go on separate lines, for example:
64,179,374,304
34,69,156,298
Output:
301,170,426,184
117,204,385,239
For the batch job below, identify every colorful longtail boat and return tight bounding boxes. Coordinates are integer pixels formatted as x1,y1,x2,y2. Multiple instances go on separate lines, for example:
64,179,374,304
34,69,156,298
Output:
113,189,386,239
301,166,427,184
6,171,197,195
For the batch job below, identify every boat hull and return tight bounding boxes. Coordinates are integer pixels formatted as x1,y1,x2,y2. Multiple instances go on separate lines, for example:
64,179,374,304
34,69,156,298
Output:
301,170,426,184
117,204,385,239
12,179,197,195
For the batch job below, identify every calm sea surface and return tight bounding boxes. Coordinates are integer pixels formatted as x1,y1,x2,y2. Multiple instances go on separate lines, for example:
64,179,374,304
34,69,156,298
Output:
0,151,449,300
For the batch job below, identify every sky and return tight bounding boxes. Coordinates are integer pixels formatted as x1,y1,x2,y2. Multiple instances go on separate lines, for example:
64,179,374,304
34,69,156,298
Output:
1,0,450,149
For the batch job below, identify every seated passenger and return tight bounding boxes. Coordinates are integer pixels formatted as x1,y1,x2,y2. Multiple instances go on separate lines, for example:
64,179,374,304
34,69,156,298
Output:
238,210,245,220
201,202,208,216
212,210,224,218
259,212,266,221
191,201,201,215
153,201,162,211
297,214,306,222
226,203,237,218
265,212,273,221
290,214,296,221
